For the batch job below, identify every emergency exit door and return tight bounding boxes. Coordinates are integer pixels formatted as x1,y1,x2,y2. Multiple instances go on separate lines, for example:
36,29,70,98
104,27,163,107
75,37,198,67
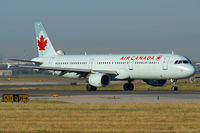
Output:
88,59,94,69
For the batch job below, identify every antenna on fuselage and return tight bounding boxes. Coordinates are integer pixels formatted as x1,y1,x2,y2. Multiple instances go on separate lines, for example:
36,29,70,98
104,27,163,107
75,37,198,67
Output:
171,50,174,55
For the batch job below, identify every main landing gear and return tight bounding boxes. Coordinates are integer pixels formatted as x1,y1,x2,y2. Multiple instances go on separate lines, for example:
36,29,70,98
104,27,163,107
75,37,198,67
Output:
171,79,178,91
123,80,134,91
86,84,97,91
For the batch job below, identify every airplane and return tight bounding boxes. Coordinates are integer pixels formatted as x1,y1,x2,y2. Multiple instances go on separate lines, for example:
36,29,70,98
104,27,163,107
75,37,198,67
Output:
9,21,196,91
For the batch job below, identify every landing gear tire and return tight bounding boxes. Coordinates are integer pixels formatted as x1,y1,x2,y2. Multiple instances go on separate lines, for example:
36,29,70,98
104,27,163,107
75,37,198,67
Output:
123,83,134,91
172,86,178,91
171,79,178,91
86,84,97,91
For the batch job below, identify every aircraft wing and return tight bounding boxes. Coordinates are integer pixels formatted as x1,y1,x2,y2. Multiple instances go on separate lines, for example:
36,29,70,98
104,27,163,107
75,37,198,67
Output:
18,65,118,75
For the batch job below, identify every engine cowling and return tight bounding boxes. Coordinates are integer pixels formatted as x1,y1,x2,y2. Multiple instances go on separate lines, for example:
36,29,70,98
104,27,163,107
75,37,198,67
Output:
143,80,167,87
88,73,110,87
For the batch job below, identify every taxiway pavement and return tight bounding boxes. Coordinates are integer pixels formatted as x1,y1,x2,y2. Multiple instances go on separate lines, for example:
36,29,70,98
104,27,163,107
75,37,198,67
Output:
1,90,200,103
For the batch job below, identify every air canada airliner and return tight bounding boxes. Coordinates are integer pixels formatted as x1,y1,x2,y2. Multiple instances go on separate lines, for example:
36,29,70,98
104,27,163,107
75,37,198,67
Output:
10,21,196,91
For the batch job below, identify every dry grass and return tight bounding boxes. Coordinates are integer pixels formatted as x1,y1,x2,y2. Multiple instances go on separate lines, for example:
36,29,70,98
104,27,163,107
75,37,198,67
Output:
0,101,200,132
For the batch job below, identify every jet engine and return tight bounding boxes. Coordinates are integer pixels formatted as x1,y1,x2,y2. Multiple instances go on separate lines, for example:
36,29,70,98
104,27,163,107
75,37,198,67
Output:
143,80,167,87
88,73,110,87
57,50,66,55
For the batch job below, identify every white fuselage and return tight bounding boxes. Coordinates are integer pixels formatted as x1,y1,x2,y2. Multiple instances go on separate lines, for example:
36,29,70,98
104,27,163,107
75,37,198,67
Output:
32,54,196,81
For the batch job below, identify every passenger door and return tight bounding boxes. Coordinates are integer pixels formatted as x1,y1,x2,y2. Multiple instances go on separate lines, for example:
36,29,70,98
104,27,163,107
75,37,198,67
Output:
129,60,133,70
128,60,134,78
162,56,170,70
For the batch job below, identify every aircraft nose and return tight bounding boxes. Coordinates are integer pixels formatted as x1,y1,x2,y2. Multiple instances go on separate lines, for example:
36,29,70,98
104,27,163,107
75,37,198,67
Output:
185,65,196,77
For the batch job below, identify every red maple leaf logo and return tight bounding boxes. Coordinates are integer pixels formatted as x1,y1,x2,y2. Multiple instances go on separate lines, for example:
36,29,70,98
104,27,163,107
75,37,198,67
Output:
38,35,47,51
156,56,162,61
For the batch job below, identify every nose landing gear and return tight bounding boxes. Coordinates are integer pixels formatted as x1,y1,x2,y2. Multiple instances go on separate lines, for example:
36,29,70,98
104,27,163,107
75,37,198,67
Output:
171,79,178,91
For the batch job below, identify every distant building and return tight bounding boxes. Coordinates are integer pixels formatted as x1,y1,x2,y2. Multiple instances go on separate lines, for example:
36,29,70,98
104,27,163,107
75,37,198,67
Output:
196,63,200,73
0,56,3,63
0,62,50,77
0,70,12,76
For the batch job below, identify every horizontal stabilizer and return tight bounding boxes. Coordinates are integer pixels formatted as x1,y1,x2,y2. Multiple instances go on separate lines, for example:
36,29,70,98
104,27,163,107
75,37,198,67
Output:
8,59,42,65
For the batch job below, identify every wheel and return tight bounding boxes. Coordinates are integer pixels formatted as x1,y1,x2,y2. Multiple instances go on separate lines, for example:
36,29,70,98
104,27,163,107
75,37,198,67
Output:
86,84,92,91
123,83,134,91
128,84,134,91
172,86,178,91
91,86,97,91
86,84,97,91
123,83,129,91
171,79,178,91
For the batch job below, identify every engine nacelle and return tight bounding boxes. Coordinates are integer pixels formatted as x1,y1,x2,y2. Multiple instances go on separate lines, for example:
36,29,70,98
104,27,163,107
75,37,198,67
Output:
143,80,167,87
88,73,110,87
57,50,66,55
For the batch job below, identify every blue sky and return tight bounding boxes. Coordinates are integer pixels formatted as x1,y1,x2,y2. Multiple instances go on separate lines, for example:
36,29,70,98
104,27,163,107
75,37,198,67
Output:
0,0,200,60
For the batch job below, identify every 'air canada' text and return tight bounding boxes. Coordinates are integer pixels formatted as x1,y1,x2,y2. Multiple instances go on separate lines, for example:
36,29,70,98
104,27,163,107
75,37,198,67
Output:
120,56,162,61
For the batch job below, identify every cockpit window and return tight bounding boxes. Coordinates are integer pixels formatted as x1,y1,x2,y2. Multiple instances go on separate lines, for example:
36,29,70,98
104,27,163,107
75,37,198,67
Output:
184,56,193,64
178,61,182,64
174,60,178,64
183,60,189,64
174,60,190,64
